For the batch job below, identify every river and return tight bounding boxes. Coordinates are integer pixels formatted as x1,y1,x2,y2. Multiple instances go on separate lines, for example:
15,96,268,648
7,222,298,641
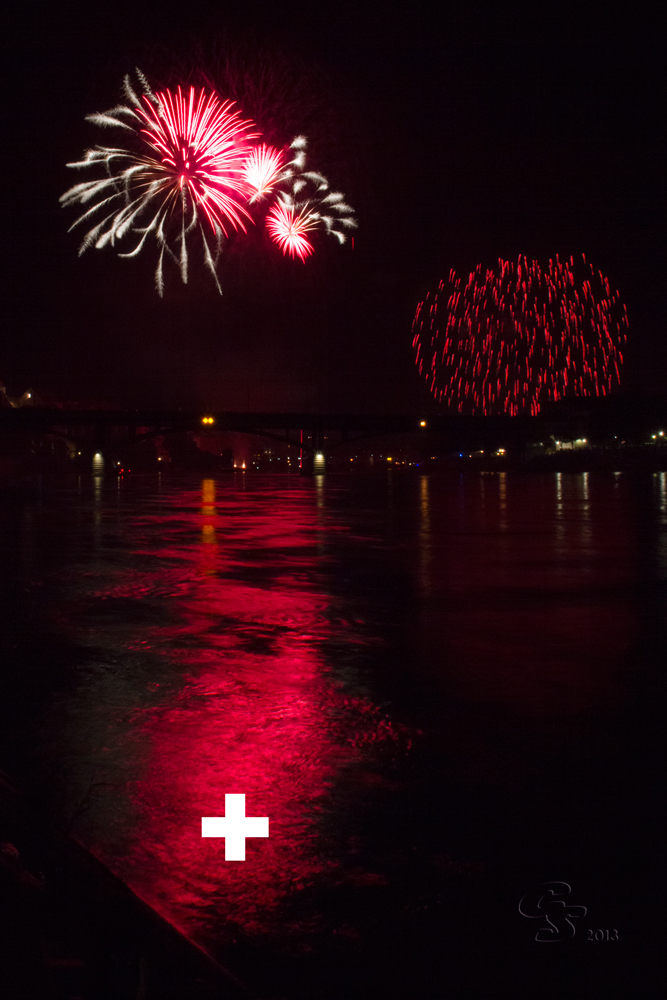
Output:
0,470,663,997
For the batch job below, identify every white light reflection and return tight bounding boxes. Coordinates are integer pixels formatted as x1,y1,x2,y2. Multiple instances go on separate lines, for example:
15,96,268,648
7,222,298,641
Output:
579,472,592,553
314,474,326,557
498,471,508,532
92,473,103,546
554,472,565,558
419,475,431,591
656,473,667,580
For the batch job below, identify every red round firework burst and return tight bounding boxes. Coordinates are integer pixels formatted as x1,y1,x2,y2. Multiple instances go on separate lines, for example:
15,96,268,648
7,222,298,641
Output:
136,84,260,234
266,201,318,260
412,255,628,416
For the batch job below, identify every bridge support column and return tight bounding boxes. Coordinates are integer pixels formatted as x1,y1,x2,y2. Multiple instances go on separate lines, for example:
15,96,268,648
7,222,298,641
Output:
299,451,326,475
312,429,326,475
299,455,326,475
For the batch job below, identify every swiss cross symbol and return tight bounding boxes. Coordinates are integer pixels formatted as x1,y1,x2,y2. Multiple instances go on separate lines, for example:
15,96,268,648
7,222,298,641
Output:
202,794,269,861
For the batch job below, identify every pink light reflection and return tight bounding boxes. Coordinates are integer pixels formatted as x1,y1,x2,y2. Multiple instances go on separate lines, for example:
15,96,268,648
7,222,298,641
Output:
104,480,399,948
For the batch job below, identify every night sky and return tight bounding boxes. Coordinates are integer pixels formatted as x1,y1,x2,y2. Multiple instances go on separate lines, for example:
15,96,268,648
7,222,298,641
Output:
2,3,664,412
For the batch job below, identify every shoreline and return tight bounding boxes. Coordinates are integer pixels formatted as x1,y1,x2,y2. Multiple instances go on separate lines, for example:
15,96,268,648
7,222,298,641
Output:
0,767,253,1000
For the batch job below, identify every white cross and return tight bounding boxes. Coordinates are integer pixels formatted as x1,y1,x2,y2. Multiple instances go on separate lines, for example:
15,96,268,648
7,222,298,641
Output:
201,794,269,861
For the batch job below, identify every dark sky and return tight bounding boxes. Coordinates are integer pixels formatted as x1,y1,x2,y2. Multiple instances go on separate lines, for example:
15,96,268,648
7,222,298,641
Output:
1,2,664,411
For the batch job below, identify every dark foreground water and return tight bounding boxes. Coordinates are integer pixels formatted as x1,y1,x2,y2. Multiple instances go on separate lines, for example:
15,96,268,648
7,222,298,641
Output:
1,470,664,998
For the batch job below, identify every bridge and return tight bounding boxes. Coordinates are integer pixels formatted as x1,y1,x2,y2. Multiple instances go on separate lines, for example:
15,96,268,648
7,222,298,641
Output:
0,408,546,456
0,401,655,467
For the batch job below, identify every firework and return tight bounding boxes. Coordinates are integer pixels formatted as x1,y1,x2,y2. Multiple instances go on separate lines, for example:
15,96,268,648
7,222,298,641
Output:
266,201,318,260
61,71,356,293
60,71,264,294
243,143,284,201
412,255,628,415
267,137,357,259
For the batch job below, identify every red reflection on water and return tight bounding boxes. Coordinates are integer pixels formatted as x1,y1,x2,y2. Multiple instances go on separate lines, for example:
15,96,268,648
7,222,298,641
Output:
109,480,389,946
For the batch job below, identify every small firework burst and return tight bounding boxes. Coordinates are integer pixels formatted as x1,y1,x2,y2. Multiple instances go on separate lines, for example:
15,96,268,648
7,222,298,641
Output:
243,143,284,202
266,200,319,260
267,137,357,258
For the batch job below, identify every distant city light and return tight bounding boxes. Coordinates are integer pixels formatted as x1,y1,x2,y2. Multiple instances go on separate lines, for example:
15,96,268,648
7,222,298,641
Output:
420,420,427,427
201,416,215,425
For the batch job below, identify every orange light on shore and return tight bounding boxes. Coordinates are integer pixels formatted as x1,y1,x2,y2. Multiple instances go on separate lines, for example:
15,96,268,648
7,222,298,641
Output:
201,416,215,425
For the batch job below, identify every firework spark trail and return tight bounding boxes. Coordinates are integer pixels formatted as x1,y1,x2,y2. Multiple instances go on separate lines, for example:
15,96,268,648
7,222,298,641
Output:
60,71,357,292
412,255,628,415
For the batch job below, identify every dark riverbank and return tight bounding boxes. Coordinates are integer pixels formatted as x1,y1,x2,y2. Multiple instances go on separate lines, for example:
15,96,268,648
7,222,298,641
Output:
1,768,251,999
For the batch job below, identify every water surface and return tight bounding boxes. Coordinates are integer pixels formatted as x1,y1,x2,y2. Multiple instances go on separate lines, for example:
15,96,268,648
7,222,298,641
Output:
1,470,662,997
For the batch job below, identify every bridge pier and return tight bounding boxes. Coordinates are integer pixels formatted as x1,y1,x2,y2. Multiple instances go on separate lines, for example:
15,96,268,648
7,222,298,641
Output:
299,450,326,476
299,428,327,475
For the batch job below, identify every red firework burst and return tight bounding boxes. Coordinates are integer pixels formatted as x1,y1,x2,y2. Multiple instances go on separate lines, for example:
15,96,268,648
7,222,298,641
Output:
266,201,317,260
412,255,628,416
136,85,259,235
